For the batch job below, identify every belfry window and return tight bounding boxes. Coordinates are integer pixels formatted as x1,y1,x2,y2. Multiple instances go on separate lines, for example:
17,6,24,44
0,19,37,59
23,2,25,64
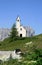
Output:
17,20,19,22
20,28,22,30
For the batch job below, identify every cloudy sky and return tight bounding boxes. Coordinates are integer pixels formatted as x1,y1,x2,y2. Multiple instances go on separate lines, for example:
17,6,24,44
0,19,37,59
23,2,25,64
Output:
0,0,42,35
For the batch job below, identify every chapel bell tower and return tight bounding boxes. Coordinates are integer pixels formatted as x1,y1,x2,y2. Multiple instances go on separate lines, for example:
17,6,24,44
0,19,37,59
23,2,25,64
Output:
16,16,21,29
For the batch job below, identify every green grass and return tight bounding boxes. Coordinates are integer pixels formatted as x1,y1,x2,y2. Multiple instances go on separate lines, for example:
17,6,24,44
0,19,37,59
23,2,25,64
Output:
0,34,42,51
0,34,42,65
0,35,42,50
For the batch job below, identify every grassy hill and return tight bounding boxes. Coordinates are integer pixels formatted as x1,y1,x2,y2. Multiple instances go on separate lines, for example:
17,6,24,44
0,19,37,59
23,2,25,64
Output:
0,34,42,65
0,34,42,51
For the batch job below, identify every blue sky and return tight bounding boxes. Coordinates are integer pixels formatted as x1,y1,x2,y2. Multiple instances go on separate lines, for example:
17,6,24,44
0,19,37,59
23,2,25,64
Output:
0,0,42,35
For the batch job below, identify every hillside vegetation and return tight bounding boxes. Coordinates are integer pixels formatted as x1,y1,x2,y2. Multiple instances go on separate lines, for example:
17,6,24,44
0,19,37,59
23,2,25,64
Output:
0,34,42,51
0,34,42,65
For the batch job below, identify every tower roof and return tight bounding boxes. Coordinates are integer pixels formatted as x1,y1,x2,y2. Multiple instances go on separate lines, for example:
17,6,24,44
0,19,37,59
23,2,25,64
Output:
16,16,21,21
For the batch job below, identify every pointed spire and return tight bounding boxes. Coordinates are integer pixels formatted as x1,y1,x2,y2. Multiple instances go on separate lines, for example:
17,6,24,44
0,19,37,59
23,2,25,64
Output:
16,16,21,22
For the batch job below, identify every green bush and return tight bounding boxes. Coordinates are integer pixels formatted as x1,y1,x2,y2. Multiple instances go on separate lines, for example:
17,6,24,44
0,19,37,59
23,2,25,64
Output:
37,58,42,65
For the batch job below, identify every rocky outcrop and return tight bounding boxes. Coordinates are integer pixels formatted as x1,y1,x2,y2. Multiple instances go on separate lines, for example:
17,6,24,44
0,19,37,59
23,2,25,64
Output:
0,49,22,61
0,28,11,41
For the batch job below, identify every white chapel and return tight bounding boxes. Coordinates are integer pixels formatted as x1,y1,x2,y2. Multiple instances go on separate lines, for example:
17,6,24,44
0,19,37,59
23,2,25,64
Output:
0,16,35,41
16,16,35,37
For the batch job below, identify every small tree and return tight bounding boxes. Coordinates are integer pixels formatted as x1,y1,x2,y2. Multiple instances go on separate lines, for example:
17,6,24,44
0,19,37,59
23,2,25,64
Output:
10,23,18,40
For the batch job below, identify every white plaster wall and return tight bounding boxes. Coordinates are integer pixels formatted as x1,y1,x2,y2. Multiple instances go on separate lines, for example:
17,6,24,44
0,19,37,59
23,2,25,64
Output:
16,16,26,37
18,26,26,37
16,17,20,29
16,21,20,29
